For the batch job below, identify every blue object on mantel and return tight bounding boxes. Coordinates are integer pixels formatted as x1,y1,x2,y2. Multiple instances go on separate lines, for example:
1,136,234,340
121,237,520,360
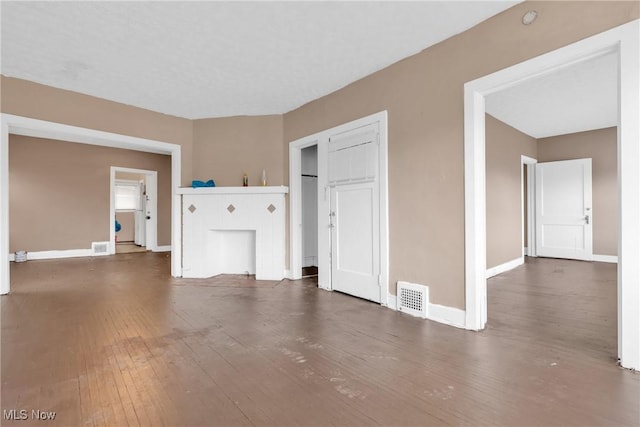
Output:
192,179,216,188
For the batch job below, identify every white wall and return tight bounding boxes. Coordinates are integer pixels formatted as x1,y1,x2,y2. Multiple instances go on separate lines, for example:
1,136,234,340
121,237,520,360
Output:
301,145,318,267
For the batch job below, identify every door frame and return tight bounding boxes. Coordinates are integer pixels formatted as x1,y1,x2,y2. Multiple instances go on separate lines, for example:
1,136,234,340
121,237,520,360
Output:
521,155,537,258
289,111,389,307
0,114,183,295
110,166,158,254
300,145,318,269
464,20,640,370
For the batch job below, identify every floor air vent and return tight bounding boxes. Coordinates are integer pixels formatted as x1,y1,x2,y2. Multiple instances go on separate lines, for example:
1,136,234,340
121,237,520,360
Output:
397,281,428,318
91,242,109,256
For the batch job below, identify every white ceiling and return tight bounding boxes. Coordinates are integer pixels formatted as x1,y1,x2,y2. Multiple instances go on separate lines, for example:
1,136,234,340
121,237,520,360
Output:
1,1,520,119
486,51,618,139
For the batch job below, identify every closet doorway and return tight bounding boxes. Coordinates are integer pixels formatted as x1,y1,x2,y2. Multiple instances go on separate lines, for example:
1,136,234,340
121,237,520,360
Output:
301,145,318,277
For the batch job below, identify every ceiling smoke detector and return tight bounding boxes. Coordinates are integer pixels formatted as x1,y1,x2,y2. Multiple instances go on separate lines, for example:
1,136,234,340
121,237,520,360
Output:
522,10,538,25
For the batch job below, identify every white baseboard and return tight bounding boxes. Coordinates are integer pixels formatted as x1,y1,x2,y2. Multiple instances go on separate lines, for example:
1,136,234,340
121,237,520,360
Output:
284,269,292,280
427,303,466,329
153,245,172,252
593,254,618,263
486,256,524,279
523,247,528,256
9,248,93,261
389,284,466,329
387,294,397,310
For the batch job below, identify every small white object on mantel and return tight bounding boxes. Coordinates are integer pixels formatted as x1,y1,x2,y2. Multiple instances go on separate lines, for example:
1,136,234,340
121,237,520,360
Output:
180,186,288,280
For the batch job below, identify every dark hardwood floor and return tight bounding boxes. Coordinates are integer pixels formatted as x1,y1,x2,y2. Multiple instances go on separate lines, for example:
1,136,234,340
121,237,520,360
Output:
2,254,638,426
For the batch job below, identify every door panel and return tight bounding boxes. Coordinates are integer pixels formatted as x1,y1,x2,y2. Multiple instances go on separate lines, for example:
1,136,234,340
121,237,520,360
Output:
331,182,380,302
328,125,381,302
535,159,592,260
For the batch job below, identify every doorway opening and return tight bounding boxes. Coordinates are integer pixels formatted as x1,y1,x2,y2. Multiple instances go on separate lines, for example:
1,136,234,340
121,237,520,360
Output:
110,167,158,255
0,114,183,295
464,20,639,370
301,145,318,278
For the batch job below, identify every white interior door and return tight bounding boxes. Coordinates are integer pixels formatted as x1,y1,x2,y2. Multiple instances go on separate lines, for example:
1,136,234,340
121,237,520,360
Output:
535,158,592,260
329,126,380,302
331,182,380,302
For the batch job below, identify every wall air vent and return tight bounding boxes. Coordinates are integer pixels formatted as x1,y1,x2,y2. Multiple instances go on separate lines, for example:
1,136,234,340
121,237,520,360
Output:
91,242,109,256
397,281,428,319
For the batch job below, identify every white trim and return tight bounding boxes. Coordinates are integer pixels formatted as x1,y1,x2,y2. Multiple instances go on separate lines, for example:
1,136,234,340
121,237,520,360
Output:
486,257,524,279
387,294,397,311
427,304,467,329
170,150,182,278
593,254,618,263
288,111,389,307
521,156,537,258
284,269,292,280
9,249,93,261
388,288,464,328
0,114,183,295
177,186,288,195
154,245,172,253
464,20,640,370
1,121,9,292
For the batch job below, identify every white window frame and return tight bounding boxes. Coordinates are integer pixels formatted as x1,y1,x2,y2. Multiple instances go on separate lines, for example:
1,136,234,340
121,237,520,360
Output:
114,179,142,212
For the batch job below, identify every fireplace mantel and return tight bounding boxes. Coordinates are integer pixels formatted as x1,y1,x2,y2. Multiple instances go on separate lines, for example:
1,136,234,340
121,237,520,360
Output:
178,186,288,195
181,186,288,280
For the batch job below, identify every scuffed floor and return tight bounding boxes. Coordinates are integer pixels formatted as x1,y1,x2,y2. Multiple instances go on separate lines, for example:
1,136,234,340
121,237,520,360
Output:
2,253,638,426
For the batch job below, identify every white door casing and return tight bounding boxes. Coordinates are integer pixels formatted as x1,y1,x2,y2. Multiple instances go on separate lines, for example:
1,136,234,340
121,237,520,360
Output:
522,156,538,258
535,159,593,261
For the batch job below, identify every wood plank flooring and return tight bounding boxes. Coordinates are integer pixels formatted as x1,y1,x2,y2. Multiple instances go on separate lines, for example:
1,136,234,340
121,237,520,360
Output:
2,254,638,426
115,243,148,254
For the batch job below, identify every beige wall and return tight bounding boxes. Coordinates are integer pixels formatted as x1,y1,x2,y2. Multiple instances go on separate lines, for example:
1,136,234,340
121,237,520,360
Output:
282,1,638,308
486,115,537,269
9,135,172,252
1,76,193,186
116,172,146,182
192,115,284,187
538,127,617,256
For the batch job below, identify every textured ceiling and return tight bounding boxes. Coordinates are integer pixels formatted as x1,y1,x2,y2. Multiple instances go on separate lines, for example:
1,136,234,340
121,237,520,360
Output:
486,51,618,139
1,1,519,119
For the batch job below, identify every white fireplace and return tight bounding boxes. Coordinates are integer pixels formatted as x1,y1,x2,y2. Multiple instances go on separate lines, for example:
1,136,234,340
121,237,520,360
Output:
179,186,288,280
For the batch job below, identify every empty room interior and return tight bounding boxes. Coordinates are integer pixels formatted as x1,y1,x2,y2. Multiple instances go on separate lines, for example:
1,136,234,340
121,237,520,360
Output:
1,2,639,426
